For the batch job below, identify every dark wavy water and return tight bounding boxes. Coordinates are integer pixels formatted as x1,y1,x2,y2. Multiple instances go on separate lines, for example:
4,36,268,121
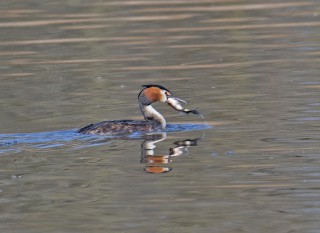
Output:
1,0,320,232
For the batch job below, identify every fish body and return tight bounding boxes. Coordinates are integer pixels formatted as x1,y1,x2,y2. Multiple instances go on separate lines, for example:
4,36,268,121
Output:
167,97,203,117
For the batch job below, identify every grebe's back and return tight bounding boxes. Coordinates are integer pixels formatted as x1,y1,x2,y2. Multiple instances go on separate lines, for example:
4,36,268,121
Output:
77,120,161,135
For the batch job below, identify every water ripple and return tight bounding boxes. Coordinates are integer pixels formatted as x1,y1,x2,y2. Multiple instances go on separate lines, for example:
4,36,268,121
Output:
0,124,211,154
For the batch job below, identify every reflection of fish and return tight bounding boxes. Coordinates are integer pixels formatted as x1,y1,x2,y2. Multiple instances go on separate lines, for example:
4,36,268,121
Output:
167,96,204,119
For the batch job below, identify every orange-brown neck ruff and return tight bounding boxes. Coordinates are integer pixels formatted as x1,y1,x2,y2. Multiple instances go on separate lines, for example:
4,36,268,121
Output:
143,87,164,103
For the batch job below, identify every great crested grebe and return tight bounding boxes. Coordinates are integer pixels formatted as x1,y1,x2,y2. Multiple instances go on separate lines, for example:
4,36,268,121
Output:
77,84,201,135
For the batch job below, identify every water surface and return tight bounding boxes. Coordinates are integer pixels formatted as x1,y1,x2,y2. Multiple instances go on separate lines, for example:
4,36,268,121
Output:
1,0,320,232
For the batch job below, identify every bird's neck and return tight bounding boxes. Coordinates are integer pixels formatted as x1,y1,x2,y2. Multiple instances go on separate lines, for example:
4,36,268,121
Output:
140,104,166,129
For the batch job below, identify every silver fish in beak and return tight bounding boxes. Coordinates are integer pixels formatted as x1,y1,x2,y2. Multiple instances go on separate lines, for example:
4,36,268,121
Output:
167,96,203,118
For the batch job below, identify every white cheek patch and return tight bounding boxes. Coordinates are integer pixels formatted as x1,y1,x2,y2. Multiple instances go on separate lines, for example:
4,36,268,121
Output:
160,90,167,102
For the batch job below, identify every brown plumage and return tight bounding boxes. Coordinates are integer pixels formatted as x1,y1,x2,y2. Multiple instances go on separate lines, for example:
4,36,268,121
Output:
142,86,164,103
77,120,161,135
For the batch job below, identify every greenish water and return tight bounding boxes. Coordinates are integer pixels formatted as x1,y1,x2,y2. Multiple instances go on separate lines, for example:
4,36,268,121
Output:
1,0,320,232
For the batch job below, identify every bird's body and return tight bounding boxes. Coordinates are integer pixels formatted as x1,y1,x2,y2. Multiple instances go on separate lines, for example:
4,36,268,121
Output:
77,120,161,135
77,84,201,135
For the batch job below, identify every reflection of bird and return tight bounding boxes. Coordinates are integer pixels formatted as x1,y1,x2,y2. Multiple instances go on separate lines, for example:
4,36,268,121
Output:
141,133,203,174
77,84,195,135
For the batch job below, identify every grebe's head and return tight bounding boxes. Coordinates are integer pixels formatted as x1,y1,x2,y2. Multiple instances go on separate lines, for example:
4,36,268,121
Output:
138,84,174,105
138,84,203,123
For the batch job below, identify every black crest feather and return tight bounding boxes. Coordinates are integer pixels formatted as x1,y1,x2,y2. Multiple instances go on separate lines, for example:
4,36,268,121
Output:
142,84,170,93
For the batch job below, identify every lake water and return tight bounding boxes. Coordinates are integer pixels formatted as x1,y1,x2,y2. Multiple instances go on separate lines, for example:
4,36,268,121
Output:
1,0,320,232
